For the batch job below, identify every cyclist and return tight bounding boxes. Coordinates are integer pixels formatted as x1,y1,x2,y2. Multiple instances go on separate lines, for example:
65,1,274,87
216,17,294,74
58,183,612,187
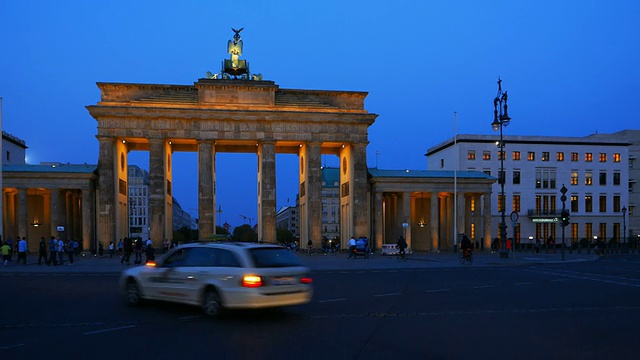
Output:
461,235,473,260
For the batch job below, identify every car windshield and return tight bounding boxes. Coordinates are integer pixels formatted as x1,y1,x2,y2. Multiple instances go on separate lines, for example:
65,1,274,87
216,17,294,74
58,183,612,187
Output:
249,248,304,268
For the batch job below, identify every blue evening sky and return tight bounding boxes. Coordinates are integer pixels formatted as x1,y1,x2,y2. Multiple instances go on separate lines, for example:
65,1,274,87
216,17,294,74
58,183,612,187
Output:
1,1,639,229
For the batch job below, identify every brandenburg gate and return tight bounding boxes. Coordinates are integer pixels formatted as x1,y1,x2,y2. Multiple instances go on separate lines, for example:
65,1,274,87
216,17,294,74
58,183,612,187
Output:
86,29,378,247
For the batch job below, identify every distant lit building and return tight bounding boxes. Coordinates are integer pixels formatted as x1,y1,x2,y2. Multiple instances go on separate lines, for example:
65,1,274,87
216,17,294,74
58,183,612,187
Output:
127,165,150,240
276,205,298,238
173,198,196,231
427,133,630,245
321,167,340,241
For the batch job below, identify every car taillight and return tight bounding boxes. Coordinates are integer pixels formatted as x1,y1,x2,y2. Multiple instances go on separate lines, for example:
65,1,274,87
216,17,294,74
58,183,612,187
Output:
242,275,263,288
300,277,312,284
146,261,157,267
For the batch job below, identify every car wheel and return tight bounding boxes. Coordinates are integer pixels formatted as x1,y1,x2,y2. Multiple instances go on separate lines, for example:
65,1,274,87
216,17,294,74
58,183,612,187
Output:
203,288,224,317
125,279,143,306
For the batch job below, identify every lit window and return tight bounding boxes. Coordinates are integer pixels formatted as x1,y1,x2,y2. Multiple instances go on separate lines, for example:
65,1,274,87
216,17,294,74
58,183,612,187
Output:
498,150,505,160
571,152,579,161
528,152,535,161
585,171,592,185
512,195,520,212
556,152,564,161
570,171,578,185
599,153,607,162
512,151,521,161
613,153,621,162
585,153,593,162
467,150,476,160
542,152,549,161
483,151,491,160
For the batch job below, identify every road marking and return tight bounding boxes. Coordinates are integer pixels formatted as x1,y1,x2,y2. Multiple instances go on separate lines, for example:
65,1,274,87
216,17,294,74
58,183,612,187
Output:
83,325,136,335
425,289,450,293
374,292,401,297
178,315,204,320
318,298,347,303
472,285,494,289
0,343,25,350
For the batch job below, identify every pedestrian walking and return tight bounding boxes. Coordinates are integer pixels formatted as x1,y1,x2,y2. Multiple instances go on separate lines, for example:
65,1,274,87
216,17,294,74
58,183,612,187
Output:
121,237,133,265
48,236,58,266
56,238,65,266
38,237,48,265
17,237,28,265
134,238,143,264
109,242,115,258
67,239,76,264
1,241,11,266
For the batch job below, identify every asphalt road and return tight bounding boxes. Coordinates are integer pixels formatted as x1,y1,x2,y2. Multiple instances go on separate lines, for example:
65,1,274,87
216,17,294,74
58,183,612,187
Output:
1,256,638,359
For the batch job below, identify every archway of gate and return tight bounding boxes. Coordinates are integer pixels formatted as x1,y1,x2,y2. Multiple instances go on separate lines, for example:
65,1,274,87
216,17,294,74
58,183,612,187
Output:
87,79,377,248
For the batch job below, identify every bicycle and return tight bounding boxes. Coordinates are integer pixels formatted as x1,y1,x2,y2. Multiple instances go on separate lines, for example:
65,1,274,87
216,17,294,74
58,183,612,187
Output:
396,248,408,261
459,249,473,265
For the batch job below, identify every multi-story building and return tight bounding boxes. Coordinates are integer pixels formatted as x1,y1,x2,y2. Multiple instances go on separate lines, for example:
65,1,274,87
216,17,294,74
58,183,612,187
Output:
587,130,639,242
276,205,298,239
321,167,340,241
127,165,150,240
2,131,27,165
427,134,630,245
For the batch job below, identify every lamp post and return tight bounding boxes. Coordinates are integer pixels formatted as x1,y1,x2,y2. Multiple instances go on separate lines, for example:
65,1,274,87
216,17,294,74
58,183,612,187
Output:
560,184,568,261
491,78,511,258
622,206,627,244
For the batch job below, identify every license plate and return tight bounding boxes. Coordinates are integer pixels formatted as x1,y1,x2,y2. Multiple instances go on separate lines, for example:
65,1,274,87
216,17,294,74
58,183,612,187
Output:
271,277,295,285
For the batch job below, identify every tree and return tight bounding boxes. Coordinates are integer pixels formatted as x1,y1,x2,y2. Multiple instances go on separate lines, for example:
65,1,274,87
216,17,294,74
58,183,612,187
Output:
232,224,258,242
276,227,294,245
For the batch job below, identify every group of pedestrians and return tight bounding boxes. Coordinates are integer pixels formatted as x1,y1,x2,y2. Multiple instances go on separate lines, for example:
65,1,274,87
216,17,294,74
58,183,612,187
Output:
0,236,78,266
119,237,155,265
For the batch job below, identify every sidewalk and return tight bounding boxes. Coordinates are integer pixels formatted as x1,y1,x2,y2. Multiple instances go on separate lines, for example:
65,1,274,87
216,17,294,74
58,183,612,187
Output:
0,250,599,274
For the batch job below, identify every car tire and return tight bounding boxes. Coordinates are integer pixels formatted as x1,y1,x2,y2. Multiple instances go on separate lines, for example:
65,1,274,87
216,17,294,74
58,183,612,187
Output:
125,279,143,306
203,288,224,317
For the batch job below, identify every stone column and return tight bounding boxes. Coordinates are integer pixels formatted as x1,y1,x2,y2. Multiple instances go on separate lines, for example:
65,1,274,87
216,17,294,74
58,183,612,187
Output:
306,142,322,246
258,141,276,242
456,192,465,241
352,144,369,238
97,136,116,247
430,192,439,251
18,188,27,239
198,141,215,240
149,138,167,244
373,191,384,250
483,192,492,249
402,192,412,249
82,189,94,252
65,191,74,241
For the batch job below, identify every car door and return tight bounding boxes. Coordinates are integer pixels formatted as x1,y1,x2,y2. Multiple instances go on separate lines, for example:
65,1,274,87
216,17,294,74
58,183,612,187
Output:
145,248,190,302
163,247,218,305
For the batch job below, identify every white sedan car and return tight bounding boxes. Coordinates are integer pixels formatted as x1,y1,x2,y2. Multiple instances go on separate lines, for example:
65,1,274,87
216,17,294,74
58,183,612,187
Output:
119,242,313,317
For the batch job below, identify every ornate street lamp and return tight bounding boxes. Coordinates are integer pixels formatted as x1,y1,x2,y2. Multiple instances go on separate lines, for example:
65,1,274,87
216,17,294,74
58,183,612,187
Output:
622,206,627,244
492,78,511,258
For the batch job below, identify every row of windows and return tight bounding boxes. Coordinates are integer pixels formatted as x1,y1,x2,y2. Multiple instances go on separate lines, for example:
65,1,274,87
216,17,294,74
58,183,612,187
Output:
529,223,623,242
486,169,621,188
498,194,627,214
470,150,621,163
